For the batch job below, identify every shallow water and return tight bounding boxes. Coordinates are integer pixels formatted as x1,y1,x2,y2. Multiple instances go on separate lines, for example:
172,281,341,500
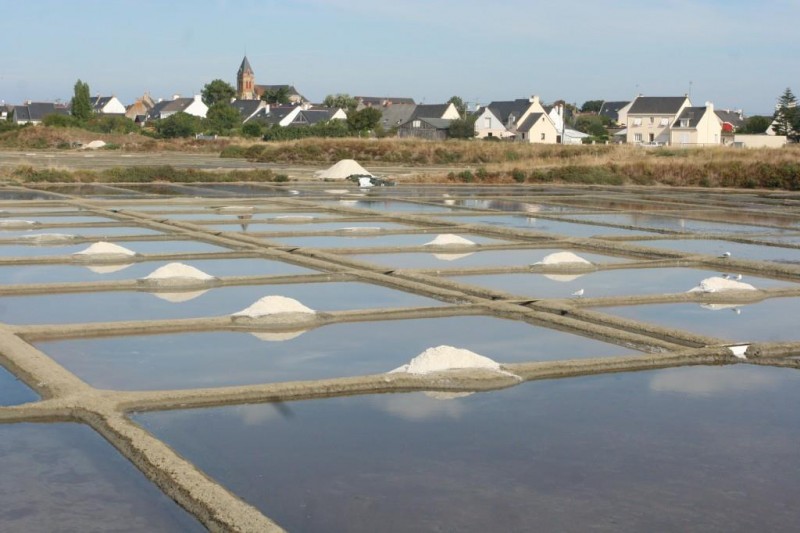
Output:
354,248,630,270
565,213,795,234
445,214,659,237
0,281,441,324
37,315,635,390
0,258,314,285
0,423,202,532
0,239,230,258
0,215,119,225
631,239,800,264
449,267,793,299
149,210,339,221
597,297,800,342
211,220,415,233
0,365,37,406
268,233,504,249
0,226,163,238
135,365,800,532
323,199,462,213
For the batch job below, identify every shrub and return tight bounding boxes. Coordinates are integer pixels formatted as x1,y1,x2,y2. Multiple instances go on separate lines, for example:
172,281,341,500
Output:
511,168,527,183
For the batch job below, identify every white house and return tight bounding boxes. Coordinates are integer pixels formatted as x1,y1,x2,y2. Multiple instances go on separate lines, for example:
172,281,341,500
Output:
474,95,556,141
547,105,589,144
669,102,723,146
89,96,126,115
146,95,208,121
626,95,692,145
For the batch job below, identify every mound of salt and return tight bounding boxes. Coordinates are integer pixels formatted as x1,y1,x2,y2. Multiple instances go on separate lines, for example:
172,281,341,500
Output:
687,276,756,293
21,233,76,244
142,263,215,281
0,219,39,228
534,251,592,265
232,296,315,318
84,140,106,150
424,234,476,247
315,159,373,180
73,242,136,256
390,345,502,375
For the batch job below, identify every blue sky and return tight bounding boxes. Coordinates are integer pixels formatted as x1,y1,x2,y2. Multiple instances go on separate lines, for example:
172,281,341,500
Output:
2,0,798,114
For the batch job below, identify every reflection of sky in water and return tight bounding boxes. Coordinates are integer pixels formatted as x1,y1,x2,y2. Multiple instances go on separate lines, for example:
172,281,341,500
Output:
450,268,793,299
136,365,800,532
0,215,118,224
631,239,800,264
320,200,461,213
566,213,795,234
0,424,202,532
597,297,800,343
0,258,313,285
0,240,230,257
269,233,503,248
354,248,629,269
209,221,414,233
152,211,339,221
445,215,659,237
37,316,634,390
0,282,441,324
0,226,162,238
0,365,37,406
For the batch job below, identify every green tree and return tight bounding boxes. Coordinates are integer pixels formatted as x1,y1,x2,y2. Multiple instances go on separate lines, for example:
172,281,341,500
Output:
447,116,476,139
241,121,263,138
574,115,609,137
155,112,202,138
739,115,771,134
323,93,358,110
261,87,290,105
205,102,242,133
347,107,382,133
201,79,236,107
580,100,604,113
447,96,467,118
71,79,92,121
772,87,798,140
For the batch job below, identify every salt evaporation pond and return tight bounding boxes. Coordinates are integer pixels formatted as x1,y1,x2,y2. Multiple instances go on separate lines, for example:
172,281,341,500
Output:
151,211,340,221
0,282,441,325
322,199,462,213
0,215,122,224
210,220,416,233
631,239,800,264
444,214,660,237
449,267,794,299
0,239,231,258
135,365,800,532
354,248,629,270
597,297,800,342
565,213,795,235
0,424,202,532
268,233,503,249
36,315,635,390
0,365,37,406
0,226,163,238
0,258,314,285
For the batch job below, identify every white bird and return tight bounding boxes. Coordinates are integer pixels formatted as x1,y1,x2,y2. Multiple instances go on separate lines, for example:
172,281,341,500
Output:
721,273,731,279
720,251,731,258
733,274,742,281
572,288,585,298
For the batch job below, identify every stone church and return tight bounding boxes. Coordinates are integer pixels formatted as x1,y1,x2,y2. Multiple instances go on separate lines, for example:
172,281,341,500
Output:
236,56,306,104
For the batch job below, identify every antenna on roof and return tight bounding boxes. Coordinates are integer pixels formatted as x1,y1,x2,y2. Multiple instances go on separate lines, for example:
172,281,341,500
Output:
689,80,693,99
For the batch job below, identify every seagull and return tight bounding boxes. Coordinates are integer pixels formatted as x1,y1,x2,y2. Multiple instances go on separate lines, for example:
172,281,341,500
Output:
721,273,731,279
572,288,585,298
733,274,742,281
732,308,742,315
720,251,731,258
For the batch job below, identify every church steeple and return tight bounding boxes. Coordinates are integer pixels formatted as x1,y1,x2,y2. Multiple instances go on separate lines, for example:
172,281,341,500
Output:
237,56,256,100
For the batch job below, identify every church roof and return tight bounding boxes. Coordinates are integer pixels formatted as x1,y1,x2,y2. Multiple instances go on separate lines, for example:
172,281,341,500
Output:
238,56,253,75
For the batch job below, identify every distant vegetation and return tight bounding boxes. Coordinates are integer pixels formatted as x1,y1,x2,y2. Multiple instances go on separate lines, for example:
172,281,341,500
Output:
6,165,280,183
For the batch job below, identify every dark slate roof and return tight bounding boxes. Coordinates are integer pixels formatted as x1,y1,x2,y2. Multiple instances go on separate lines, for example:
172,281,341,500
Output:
671,107,708,128
238,56,253,75
599,101,630,121
255,84,304,99
294,109,335,125
13,102,69,122
230,99,264,119
628,96,688,115
517,112,544,133
401,117,452,129
249,105,299,125
486,99,532,124
357,96,416,106
146,98,194,119
715,109,745,128
409,104,451,121
378,103,416,127
89,96,114,110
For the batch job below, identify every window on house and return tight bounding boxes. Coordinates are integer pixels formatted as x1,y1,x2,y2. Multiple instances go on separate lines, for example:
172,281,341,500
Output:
484,117,491,128
680,119,689,127
649,117,654,124
660,118,669,126
633,118,642,126
634,133,643,142
541,133,546,141
521,133,526,139
412,120,421,128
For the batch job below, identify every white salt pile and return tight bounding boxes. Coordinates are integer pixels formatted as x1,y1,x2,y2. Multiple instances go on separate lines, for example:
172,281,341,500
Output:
0,219,40,228
424,234,476,246
687,276,756,293
73,242,136,256
390,345,505,375
232,295,315,318
250,330,307,342
534,251,592,265
21,233,76,244
141,263,216,281
443,199,456,206
325,189,350,194
315,159,373,180
84,140,106,150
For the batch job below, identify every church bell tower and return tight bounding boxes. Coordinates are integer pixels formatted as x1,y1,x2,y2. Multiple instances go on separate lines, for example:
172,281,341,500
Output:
237,56,256,100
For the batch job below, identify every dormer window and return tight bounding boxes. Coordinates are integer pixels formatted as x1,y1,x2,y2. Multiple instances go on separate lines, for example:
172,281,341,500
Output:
649,117,655,124
680,119,690,127
412,120,421,128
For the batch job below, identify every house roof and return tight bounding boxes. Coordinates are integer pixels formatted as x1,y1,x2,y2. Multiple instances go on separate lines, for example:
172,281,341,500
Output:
254,85,305,101
517,112,544,133
13,102,69,122
294,109,336,125
672,107,709,128
486,99,532,125
401,117,452,129
250,105,299,125
378,103,417,128
599,101,630,120
409,104,452,121
238,56,253,75
147,98,195,119
89,96,115,110
715,109,745,128
628,96,688,115
230,99,264,119
357,96,416,106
